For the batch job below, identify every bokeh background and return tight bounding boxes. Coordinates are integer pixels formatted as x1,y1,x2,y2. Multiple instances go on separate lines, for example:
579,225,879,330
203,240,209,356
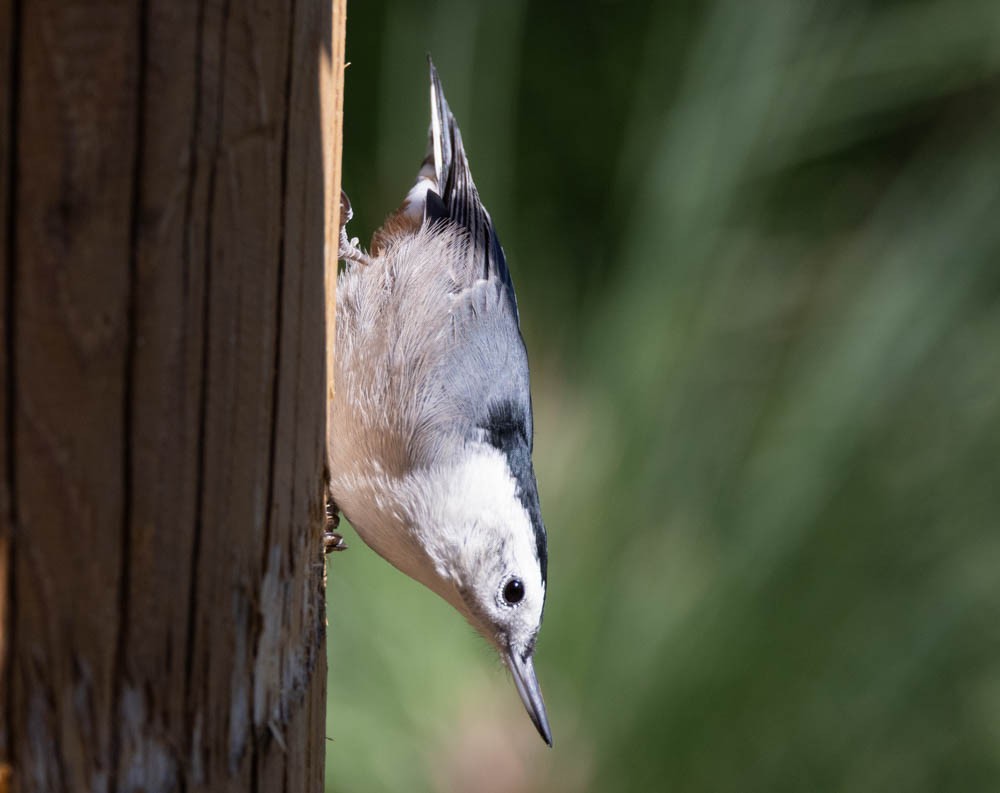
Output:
326,1,1000,790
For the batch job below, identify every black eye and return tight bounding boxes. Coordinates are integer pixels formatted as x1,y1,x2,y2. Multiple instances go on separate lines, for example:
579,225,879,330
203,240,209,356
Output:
502,578,525,605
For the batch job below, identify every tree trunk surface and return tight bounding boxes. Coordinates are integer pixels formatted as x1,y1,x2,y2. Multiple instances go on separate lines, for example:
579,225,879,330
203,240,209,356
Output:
0,0,346,790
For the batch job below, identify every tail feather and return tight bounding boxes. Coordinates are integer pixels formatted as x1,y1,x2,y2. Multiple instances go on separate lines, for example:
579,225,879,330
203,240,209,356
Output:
372,58,518,316
425,58,516,309
428,61,452,189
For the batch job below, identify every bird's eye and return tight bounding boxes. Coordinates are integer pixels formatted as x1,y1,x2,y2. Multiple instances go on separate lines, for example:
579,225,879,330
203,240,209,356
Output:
502,578,525,605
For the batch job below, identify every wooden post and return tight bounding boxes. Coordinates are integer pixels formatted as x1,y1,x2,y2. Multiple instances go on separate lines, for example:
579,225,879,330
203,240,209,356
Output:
0,0,346,790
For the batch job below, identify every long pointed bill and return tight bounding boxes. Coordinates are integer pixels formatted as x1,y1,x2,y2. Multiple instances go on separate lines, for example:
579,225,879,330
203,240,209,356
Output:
506,647,553,746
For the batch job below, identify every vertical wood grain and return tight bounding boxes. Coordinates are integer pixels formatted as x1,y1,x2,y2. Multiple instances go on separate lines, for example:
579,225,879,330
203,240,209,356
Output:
14,2,138,788
0,0,17,776
0,0,345,789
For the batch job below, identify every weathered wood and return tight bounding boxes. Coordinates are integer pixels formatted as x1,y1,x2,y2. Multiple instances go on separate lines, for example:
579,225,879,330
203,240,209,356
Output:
0,0,346,790
0,0,14,782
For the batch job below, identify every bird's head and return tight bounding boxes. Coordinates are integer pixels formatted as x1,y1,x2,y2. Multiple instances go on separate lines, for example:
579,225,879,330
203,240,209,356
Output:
399,446,552,745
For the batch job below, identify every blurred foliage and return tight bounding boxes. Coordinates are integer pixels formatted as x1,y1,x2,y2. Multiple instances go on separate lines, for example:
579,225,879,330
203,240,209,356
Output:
327,1,1000,791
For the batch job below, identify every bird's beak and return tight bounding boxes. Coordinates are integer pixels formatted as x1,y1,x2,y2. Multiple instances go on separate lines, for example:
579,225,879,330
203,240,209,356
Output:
506,646,553,747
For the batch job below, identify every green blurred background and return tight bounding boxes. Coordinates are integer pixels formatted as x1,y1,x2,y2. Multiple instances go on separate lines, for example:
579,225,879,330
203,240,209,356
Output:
326,1,1000,790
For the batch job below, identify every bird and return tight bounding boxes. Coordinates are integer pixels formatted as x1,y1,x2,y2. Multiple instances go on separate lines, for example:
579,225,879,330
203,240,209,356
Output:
327,58,552,746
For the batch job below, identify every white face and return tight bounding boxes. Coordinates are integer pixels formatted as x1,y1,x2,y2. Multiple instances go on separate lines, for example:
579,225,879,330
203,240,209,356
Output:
385,446,552,743
400,448,546,657
458,512,546,658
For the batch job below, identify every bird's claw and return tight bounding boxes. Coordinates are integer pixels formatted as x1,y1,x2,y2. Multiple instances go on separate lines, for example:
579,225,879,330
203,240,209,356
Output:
324,496,347,553
323,530,348,553
339,189,373,267
340,189,354,227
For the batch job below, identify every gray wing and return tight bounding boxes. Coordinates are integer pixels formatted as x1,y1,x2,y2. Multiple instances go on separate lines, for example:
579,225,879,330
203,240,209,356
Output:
440,279,534,448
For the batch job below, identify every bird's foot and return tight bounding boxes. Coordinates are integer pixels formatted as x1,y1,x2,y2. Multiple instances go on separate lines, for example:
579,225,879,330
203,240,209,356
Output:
324,495,348,553
324,530,347,553
339,189,374,267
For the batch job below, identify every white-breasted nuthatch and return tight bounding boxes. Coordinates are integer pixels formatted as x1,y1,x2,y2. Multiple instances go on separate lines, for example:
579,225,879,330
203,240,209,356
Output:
328,59,552,746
